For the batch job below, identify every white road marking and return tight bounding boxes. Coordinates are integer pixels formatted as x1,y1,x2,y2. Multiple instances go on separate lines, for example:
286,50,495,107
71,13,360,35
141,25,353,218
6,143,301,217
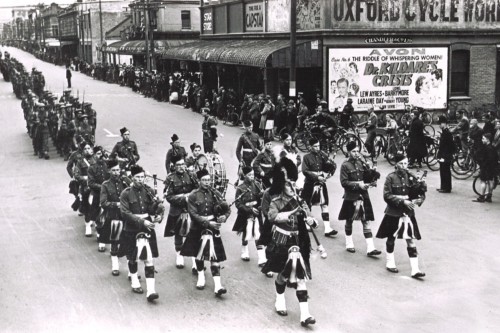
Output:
103,128,120,137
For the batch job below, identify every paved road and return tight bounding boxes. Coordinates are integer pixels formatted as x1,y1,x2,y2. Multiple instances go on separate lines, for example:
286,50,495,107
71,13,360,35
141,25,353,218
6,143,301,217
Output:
1,47,499,333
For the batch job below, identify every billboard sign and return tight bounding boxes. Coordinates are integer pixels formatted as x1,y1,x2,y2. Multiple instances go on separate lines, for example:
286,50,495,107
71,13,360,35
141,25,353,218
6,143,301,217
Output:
245,2,264,32
328,47,448,111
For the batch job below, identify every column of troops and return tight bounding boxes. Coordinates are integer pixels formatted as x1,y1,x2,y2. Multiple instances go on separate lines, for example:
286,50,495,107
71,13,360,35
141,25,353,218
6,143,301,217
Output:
1,52,429,328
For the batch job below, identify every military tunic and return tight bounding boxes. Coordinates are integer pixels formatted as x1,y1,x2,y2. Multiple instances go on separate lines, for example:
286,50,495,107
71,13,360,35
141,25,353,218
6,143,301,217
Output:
252,150,276,187
118,184,163,259
99,177,127,248
202,116,217,153
180,186,231,262
301,151,331,206
376,170,423,240
232,180,263,233
164,170,198,237
111,140,140,169
236,132,262,167
338,158,374,221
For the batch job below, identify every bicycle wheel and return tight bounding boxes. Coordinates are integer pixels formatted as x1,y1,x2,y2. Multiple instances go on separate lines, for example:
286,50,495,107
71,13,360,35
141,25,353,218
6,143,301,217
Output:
451,157,476,180
339,133,361,157
295,132,312,152
350,114,360,126
422,112,432,125
373,134,386,159
424,143,439,170
424,125,435,136
472,176,481,196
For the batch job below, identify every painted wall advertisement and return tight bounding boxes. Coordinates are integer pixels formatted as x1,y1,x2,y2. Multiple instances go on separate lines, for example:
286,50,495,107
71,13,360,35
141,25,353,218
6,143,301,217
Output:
267,0,322,32
245,2,264,32
331,0,500,29
328,47,448,112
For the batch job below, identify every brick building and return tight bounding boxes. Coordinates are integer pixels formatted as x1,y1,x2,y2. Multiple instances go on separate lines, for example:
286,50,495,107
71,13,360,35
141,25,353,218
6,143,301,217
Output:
158,0,500,115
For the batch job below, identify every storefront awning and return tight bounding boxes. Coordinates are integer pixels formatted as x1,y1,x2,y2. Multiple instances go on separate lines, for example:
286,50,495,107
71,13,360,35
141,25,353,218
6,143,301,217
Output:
102,39,196,55
158,39,321,68
44,39,60,48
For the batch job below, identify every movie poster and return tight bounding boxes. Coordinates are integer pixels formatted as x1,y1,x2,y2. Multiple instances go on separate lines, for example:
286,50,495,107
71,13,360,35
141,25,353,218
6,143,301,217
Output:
328,47,448,112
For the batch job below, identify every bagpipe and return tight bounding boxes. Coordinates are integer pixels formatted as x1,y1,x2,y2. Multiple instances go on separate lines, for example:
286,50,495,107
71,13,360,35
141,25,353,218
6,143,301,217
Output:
319,150,337,177
407,170,428,201
359,158,381,186
143,174,165,218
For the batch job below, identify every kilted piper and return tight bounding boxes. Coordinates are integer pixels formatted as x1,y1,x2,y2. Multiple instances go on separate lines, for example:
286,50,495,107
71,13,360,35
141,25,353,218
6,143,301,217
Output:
301,137,338,237
119,165,165,301
232,166,265,264
164,154,198,272
261,167,318,327
99,160,127,276
376,154,427,279
338,141,381,256
180,169,231,296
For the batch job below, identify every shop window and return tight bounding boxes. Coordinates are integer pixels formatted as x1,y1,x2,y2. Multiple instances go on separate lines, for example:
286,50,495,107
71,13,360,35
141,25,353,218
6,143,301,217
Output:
52,25,58,37
451,50,470,96
181,11,191,29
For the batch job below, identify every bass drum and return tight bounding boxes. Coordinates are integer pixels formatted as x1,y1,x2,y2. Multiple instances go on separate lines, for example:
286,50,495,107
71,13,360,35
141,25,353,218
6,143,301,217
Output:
196,153,229,197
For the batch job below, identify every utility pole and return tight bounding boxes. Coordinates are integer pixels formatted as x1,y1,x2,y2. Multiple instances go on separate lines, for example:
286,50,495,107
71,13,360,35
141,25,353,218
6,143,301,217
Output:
99,0,104,63
289,0,296,98
144,0,150,71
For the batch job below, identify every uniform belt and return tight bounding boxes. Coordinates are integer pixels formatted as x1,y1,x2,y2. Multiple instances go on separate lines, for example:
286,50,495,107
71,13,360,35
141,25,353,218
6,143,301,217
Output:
242,149,254,152
201,215,215,221
260,163,273,168
273,225,298,237
134,213,149,219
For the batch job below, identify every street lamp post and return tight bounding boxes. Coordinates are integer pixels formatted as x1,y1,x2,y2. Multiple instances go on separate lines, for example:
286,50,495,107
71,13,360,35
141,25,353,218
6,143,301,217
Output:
289,0,296,98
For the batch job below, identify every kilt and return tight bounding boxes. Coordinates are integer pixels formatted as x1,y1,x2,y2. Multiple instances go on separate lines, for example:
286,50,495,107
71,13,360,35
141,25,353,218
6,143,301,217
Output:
338,197,374,221
88,193,101,222
261,234,311,279
258,217,273,246
164,214,181,237
117,229,159,260
232,214,263,233
96,218,112,244
301,181,329,207
180,228,226,262
376,214,421,240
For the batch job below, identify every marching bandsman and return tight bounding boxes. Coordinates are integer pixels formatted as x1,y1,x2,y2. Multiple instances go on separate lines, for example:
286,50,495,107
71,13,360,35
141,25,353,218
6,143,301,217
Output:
252,138,276,188
99,160,127,276
338,141,381,256
376,154,427,278
164,154,198,271
180,169,231,296
201,107,218,153
236,120,262,178
88,146,110,251
110,127,140,171
232,166,264,263
73,141,95,236
301,138,338,237
261,167,318,327
165,134,188,174
119,165,165,301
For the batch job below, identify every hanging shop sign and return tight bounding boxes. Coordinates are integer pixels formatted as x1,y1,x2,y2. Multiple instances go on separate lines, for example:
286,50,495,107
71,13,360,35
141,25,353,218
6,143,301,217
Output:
328,47,448,111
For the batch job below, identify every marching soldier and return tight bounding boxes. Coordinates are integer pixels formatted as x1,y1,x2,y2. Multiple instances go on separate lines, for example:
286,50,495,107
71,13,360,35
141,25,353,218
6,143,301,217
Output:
252,138,276,188
119,165,164,301
376,154,427,278
75,113,94,145
232,166,265,263
338,141,381,256
88,146,110,251
73,141,95,236
110,127,140,171
180,169,231,296
201,107,218,153
301,138,338,237
99,160,127,276
165,133,188,175
236,120,262,180
261,167,318,327
164,154,198,272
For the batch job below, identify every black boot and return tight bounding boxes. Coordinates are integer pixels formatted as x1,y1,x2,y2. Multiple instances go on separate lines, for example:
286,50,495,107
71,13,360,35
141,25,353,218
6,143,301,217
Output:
485,193,492,203
473,195,485,202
